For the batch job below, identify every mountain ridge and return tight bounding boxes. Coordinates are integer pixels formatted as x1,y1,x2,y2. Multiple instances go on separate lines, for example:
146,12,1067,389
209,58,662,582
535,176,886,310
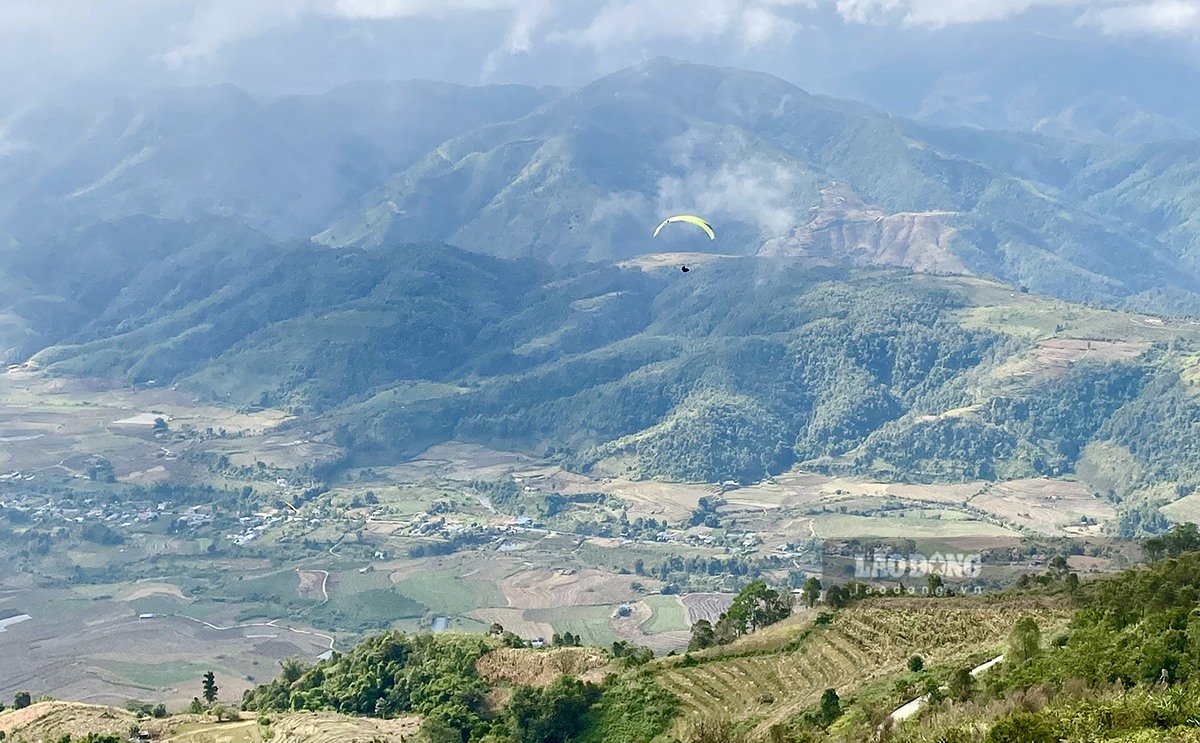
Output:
316,58,1200,312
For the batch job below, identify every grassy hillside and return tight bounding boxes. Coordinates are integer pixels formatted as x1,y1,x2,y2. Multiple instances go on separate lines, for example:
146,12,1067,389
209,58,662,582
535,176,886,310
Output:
20,529,1200,743
655,599,1068,735
0,702,421,743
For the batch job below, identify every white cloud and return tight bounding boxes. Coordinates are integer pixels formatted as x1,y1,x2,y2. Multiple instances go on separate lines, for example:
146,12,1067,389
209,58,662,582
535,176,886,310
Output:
161,0,559,72
656,130,802,238
831,0,1200,34
1079,0,1200,35
552,0,812,51
589,191,654,224
163,0,323,70
3,0,1197,101
833,0,1089,27
333,0,532,19
482,0,556,77
657,161,801,236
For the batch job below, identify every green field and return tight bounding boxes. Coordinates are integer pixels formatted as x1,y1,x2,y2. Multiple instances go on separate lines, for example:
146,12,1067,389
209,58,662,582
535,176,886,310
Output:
810,513,1017,540
98,660,233,689
640,595,688,635
348,485,437,517
131,595,192,616
71,582,131,599
66,549,117,569
525,605,619,647
332,569,393,595
221,571,300,600
391,569,506,616
318,588,426,627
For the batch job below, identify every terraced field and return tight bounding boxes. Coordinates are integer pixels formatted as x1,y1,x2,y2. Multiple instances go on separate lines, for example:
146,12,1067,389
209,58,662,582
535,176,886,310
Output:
680,593,735,624
655,598,1069,735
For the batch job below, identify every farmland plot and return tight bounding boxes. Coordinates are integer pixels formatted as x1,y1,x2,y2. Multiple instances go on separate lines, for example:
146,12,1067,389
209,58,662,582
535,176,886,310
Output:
655,598,1069,735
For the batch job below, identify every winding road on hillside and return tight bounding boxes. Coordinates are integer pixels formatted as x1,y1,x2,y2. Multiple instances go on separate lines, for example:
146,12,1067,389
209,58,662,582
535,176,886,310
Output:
172,614,336,652
882,654,1005,733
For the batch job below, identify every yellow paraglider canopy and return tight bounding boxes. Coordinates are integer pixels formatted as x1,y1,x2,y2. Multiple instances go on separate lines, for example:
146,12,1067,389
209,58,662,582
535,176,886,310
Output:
653,215,715,241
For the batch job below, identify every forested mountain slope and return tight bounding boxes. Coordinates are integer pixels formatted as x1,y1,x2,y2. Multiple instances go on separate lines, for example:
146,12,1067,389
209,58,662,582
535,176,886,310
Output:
320,58,1200,310
9,218,1200,505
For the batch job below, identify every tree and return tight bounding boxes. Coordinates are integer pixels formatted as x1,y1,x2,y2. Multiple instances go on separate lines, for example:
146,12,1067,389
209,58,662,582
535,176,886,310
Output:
13,691,31,710
1048,556,1069,577
153,703,168,718
189,697,204,714
986,712,1056,743
419,716,464,743
1009,616,1041,666
279,657,305,684
721,580,793,640
949,667,975,701
815,688,841,727
907,655,924,672
803,577,822,608
1145,522,1200,560
926,573,944,594
152,417,169,433
202,671,219,705
688,620,716,651
508,676,599,743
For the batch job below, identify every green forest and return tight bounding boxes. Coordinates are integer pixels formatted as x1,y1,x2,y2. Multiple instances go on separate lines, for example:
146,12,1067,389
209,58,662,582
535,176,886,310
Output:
14,231,1200,497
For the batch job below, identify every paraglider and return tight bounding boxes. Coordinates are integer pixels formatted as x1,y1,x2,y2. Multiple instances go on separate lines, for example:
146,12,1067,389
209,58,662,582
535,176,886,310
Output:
653,215,715,241
680,265,690,273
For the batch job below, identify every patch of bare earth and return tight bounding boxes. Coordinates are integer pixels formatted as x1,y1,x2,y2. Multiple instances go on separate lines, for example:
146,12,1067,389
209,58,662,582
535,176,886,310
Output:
759,182,967,275
269,711,421,743
973,480,1114,535
121,582,188,602
296,570,328,601
475,647,611,686
499,568,635,609
0,702,136,740
1033,338,1150,375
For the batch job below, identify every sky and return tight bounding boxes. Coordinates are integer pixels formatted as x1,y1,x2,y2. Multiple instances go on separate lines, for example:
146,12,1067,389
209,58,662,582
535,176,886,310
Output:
0,0,1197,104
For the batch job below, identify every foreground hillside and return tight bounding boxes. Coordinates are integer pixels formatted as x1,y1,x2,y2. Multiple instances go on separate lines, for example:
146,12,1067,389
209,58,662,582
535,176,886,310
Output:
0,701,420,742
12,527,1200,742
